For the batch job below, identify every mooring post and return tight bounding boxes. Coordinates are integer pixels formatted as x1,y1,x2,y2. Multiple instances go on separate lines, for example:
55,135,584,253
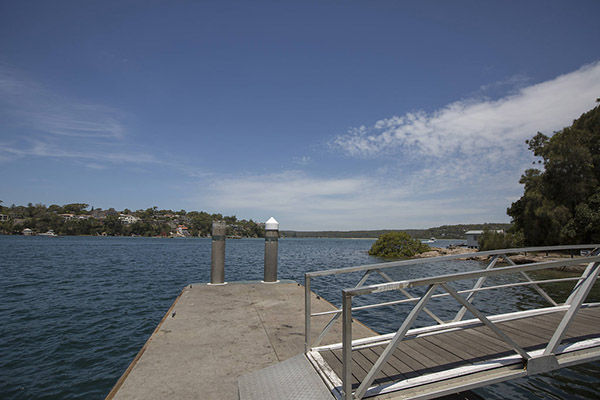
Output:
210,220,226,285
263,217,279,283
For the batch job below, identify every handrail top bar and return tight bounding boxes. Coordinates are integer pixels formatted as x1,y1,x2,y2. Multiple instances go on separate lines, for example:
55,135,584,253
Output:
306,244,600,278
343,255,600,297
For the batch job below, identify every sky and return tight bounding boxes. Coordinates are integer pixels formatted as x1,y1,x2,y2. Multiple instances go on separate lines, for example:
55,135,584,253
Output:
1,1,600,231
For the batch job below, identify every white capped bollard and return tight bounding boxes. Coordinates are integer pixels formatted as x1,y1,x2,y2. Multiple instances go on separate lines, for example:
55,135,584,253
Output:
263,217,279,283
210,220,227,285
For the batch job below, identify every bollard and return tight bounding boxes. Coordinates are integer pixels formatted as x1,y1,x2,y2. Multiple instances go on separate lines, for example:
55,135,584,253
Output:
263,217,279,283
210,220,227,285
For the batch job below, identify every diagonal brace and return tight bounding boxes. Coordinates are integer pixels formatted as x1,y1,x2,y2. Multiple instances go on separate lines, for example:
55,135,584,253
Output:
375,269,444,325
353,284,439,400
442,283,531,361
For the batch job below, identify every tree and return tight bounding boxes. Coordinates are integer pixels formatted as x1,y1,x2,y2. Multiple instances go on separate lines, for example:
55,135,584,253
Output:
368,232,430,258
103,215,123,236
508,105,600,245
63,203,89,214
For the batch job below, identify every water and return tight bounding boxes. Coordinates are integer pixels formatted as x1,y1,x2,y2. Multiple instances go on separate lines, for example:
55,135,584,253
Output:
0,236,598,399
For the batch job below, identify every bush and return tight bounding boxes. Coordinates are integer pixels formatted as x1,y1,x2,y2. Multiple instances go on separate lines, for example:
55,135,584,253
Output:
478,230,524,251
368,231,430,258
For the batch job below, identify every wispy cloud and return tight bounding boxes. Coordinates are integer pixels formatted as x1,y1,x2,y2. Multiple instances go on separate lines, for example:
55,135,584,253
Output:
0,66,157,167
1,139,161,165
330,61,600,160
293,155,312,165
0,67,124,140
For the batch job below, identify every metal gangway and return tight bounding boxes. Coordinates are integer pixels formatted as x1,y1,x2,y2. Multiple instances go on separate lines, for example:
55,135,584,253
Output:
304,245,600,399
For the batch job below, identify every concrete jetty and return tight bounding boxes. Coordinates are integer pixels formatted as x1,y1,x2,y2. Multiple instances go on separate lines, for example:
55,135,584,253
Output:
106,280,377,400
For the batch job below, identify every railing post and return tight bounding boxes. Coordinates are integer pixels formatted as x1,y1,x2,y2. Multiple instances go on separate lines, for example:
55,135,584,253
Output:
342,290,353,400
305,274,311,353
263,217,279,283
210,220,226,285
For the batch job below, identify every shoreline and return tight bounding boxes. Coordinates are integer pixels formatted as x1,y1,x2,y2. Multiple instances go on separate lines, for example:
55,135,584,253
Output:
417,247,590,272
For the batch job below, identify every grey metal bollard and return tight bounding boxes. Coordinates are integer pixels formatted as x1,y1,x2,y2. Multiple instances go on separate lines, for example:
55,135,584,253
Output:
210,220,227,284
263,217,279,283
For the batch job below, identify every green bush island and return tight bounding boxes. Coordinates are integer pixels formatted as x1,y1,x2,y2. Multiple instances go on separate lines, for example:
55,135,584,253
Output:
368,231,430,258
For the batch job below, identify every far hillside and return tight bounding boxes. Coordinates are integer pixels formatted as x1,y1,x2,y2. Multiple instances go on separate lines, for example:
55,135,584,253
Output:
281,223,511,239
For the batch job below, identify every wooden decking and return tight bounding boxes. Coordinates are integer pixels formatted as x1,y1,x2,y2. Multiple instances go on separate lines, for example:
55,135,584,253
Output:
311,305,600,399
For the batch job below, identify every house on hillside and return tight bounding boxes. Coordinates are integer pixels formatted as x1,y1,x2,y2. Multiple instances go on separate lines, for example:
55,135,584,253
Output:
176,225,189,237
0,214,9,222
60,213,90,221
119,214,141,224
60,213,76,221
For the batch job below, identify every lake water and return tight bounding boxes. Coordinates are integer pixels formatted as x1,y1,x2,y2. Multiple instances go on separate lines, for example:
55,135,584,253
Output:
0,235,598,399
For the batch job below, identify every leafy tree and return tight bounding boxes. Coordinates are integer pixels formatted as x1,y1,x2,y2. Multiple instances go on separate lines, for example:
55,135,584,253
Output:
63,203,89,214
508,105,600,245
561,189,600,243
368,231,430,258
103,215,123,236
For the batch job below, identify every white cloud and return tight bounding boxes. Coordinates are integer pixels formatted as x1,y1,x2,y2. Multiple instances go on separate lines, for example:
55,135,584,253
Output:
293,155,312,165
199,63,600,230
194,170,512,230
330,61,600,160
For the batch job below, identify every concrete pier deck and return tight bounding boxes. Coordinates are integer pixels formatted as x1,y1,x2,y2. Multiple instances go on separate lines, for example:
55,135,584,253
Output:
106,281,377,400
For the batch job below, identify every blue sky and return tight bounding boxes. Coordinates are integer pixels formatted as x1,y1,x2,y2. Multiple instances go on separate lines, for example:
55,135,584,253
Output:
1,1,599,230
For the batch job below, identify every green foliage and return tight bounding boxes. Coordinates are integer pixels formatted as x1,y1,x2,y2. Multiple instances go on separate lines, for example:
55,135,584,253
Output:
368,231,430,258
508,105,600,245
478,230,524,251
0,203,263,238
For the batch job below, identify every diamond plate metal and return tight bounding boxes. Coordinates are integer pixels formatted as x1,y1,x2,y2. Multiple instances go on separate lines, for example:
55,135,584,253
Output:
238,354,334,400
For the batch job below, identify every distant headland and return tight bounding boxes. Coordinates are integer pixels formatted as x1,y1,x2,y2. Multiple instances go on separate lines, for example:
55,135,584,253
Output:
0,202,511,240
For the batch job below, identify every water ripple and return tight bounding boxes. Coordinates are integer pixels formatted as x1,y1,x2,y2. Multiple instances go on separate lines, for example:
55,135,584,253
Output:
1,236,598,399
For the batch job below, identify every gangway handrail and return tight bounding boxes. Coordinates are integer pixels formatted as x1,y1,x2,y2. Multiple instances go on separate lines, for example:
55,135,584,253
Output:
336,253,600,399
305,244,600,353
306,244,599,278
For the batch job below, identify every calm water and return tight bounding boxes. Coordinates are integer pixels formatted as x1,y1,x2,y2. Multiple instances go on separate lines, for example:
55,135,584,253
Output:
0,236,598,399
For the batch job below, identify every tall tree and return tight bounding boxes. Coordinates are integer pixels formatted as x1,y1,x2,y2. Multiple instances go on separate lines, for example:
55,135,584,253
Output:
508,105,600,245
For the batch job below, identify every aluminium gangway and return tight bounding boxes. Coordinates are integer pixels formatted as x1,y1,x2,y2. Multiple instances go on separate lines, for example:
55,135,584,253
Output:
304,245,600,400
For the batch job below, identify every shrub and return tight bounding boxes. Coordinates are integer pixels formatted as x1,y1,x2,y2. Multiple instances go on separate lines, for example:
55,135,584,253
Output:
478,230,524,251
368,231,430,258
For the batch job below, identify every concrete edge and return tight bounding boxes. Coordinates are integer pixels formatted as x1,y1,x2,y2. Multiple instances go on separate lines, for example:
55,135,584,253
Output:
105,287,186,399
191,279,298,286
105,280,299,399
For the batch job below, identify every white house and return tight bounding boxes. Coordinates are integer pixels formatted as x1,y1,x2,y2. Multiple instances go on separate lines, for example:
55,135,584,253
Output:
119,214,141,224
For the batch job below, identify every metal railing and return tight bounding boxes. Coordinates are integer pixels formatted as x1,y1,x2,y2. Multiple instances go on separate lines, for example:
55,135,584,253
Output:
304,245,600,400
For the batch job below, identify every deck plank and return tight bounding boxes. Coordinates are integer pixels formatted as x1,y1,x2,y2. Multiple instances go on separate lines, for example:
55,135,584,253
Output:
316,305,600,399
369,345,422,378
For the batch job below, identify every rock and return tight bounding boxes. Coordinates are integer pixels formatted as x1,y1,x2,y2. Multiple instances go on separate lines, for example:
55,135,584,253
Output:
415,247,477,258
